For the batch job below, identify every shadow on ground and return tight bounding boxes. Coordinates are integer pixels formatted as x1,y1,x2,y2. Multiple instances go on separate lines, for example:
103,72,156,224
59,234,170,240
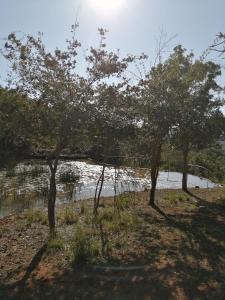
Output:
0,190,225,300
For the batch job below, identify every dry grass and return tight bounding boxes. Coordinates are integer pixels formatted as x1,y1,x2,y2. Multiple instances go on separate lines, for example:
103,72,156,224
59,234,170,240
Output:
0,187,225,300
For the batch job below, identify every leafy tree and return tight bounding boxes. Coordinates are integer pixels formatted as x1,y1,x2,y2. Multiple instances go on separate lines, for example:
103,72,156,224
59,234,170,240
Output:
86,82,135,213
0,87,30,167
2,28,130,236
209,32,225,56
138,60,178,206
169,46,224,191
191,145,225,182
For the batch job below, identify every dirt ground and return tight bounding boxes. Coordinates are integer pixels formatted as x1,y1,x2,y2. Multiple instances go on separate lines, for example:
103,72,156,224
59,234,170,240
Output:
0,188,225,300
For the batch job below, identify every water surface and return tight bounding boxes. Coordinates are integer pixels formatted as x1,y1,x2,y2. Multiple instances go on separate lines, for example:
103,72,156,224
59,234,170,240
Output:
0,160,217,218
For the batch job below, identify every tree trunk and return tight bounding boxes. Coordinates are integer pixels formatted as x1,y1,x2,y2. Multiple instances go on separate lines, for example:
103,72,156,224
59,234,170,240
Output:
47,160,58,238
182,150,189,192
93,165,105,215
149,144,161,207
149,164,159,207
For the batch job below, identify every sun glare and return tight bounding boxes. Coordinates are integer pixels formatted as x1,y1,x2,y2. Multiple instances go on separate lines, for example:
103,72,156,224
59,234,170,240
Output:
89,0,126,13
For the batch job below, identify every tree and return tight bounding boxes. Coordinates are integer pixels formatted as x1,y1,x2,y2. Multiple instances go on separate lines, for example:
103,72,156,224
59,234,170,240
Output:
86,82,135,214
0,87,30,167
168,46,224,191
209,32,225,56
2,28,130,236
138,60,178,206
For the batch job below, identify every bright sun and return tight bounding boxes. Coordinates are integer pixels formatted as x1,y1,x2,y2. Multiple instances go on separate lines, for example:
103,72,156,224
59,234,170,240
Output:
89,0,126,13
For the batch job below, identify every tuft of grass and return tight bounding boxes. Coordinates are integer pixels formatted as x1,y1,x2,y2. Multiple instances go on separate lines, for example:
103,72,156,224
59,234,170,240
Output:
47,238,64,253
95,207,139,233
71,225,99,265
216,197,225,206
115,195,132,211
57,207,78,225
5,167,16,177
0,227,10,238
97,207,115,222
25,209,48,225
164,191,189,205
80,202,87,215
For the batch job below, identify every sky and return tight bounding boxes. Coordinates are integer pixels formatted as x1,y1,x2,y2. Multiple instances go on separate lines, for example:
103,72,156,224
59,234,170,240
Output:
0,0,225,85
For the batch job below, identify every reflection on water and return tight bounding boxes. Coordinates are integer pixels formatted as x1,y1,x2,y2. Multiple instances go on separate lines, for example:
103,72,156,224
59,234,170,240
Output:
0,160,217,218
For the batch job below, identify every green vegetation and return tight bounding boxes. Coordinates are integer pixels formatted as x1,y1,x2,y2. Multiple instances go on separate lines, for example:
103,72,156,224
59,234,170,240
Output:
25,209,48,225
216,196,225,206
1,188,225,300
1,24,225,249
164,191,190,205
47,238,64,252
5,167,16,178
57,207,78,225
191,147,225,182
59,170,80,184
1,4,225,299
71,225,99,265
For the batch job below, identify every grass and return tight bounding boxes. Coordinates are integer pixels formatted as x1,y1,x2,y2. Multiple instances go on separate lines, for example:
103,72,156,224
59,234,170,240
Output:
47,238,64,253
115,194,133,211
71,225,99,265
5,167,16,177
0,227,10,238
164,190,190,205
80,202,87,215
1,188,225,300
25,208,48,225
57,207,78,225
216,196,225,206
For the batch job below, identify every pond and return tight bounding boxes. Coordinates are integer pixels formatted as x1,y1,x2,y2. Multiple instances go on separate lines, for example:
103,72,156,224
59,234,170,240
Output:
0,160,217,218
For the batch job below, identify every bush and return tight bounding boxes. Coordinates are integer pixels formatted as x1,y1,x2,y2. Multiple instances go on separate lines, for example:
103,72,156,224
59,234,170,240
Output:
71,225,99,265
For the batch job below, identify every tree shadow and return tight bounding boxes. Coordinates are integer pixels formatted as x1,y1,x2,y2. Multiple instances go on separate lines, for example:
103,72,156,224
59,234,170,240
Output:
1,192,225,300
137,193,225,299
150,203,172,220
11,243,47,300
186,190,206,203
